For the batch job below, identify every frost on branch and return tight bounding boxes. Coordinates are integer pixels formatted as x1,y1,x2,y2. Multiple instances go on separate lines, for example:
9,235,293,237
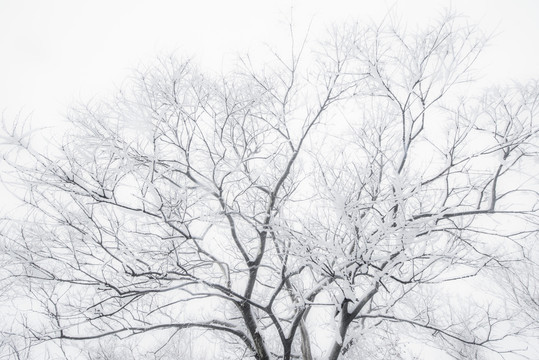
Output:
1,13,538,360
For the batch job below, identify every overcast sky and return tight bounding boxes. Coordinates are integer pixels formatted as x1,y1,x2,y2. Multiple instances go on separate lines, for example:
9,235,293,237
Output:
1,0,538,126
0,2,538,358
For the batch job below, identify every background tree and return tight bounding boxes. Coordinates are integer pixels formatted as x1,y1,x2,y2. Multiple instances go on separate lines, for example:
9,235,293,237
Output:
1,13,538,360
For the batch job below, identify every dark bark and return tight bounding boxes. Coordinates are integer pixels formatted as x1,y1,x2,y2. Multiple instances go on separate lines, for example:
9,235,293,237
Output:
299,319,313,360
327,285,379,360
241,303,270,360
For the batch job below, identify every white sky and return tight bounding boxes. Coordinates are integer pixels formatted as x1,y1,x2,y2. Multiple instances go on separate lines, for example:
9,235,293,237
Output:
0,1,538,358
1,0,538,126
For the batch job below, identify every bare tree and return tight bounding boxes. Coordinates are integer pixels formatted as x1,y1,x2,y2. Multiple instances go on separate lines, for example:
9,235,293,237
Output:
1,13,538,360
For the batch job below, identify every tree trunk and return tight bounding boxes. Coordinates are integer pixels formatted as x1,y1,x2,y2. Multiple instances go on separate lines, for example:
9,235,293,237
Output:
327,312,351,360
300,318,314,360
241,303,270,360
327,285,378,360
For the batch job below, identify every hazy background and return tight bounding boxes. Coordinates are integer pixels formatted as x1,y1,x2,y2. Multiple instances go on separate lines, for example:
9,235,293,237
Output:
0,1,538,358
1,0,538,125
